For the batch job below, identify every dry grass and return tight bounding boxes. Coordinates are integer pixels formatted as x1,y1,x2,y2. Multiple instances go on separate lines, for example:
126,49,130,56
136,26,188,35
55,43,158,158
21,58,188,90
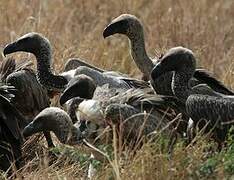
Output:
1,0,234,179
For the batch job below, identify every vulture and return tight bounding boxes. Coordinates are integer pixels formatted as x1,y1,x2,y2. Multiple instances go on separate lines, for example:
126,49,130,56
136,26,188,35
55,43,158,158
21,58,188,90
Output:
0,57,53,147
0,84,24,172
151,46,234,144
23,107,83,145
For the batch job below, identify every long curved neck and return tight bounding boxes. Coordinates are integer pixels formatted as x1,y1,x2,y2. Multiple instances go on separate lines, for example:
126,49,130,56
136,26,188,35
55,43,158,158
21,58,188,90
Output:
129,31,154,77
172,68,194,104
152,72,174,96
34,46,68,91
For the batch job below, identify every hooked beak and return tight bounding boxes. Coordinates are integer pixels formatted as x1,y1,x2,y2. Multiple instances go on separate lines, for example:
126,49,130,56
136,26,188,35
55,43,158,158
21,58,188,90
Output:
59,85,76,105
23,122,41,137
3,42,18,57
103,19,128,38
103,24,115,38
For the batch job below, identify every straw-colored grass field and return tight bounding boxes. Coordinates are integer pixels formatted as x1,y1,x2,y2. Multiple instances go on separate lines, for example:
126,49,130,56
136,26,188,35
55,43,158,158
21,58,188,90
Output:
1,0,234,179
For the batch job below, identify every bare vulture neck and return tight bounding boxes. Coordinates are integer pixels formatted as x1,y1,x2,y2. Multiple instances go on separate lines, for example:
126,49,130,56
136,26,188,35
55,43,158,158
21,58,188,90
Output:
129,31,154,77
35,45,52,73
172,68,194,104
34,44,68,91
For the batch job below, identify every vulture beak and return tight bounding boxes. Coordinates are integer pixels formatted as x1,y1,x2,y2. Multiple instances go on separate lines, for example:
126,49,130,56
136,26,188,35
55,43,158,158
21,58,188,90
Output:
103,19,129,38
3,42,18,57
23,121,42,137
59,85,76,105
